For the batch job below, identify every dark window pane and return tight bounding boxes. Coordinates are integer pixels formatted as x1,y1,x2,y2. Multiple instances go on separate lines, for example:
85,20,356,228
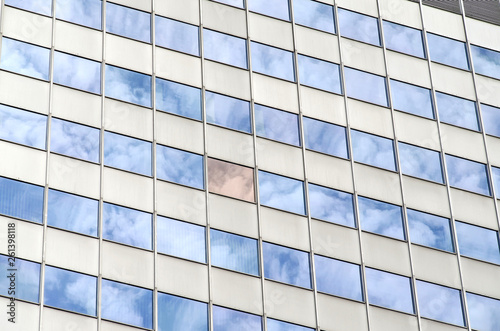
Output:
482,103,500,138
205,91,251,133
446,154,490,196
207,158,255,202
105,65,152,107
50,118,100,163
213,305,262,331
398,142,443,183
204,29,247,69
157,216,206,263
258,171,305,215
56,0,102,29
338,8,380,46
293,0,334,33
249,0,289,21
467,292,500,331
158,293,208,331
0,256,40,303
351,130,395,171
427,32,468,70
344,67,388,107
263,242,311,288
211,229,259,275
315,255,363,301
383,21,424,58
303,117,347,158
156,78,201,120
106,2,150,42
436,92,478,131
5,0,51,16
53,52,101,94
407,209,453,252
471,44,500,80
0,104,46,149
251,42,295,81
156,145,204,189
358,196,404,240
455,221,500,264
390,79,433,119
104,131,152,176
366,268,414,314
0,177,44,223
156,16,199,56
416,280,464,326
0,37,50,80
267,319,314,331
255,104,300,146
298,54,341,93
308,183,355,227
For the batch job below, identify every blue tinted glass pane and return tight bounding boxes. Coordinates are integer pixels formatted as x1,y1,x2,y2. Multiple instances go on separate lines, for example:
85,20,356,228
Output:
47,189,98,236
455,221,500,264
338,8,380,46
211,0,243,8
303,117,347,158
211,229,259,275
351,130,395,171
366,268,414,313
0,177,43,223
50,118,100,162
106,2,150,42
471,45,500,80
493,167,500,196
358,196,404,240
467,292,500,331
204,29,247,69
53,52,101,94
258,171,305,215
56,0,102,29
0,104,46,149
482,104,500,138
158,293,208,331
156,145,204,189
157,216,206,263
156,16,199,55
294,0,334,33
446,154,490,196
383,21,424,58
298,54,341,93
263,242,311,288
0,256,40,302
416,280,464,326
104,131,152,176
5,0,51,15
255,104,300,145
249,0,289,20
44,266,97,316
206,92,251,133
407,209,453,252
213,305,262,331
101,279,152,329
315,255,363,301
267,319,313,331
398,142,443,183
105,65,152,107
103,203,152,250
308,183,354,227
0,37,50,80
436,92,478,131
390,80,433,118
427,33,468,70
344,67,387,107
156,78,201,120
251,42,295,81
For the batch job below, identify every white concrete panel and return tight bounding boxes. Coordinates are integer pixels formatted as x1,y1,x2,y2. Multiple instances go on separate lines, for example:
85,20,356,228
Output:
256,138,304,180
42,307,98,331
156,47,202,87
295,26,340,63
156,0,200,25
342,39,386,76
336,0,378,16
101,320,145,331
0,298,38,331
461,257,500,299
108,0,151,12
411,245,461,288
3,7,52,47
441,124,486,163
305,151,353,194
348,99,394,139
386,51,431,88
157,181,207,226
260,207,310,252
362,232,411,276
465,17,500,51
369,305,419,331
355,163,402,206
106,34,152,75
209,194,258,238
421,318,467,331
311,220,361,264
403,176,450,218
422,5,465,41
0,142,46,186
0,71,50,114
202,0,247,38
317,294,368,331
104,99,153,141
300,86,346,125
204,60,251,101
207,125,254,167
476,75,500,109
252,74,299,114
52,85,101,128
55,20,102,61
157,112,204,155
450,188,498,230
249,12,293,51
486,136,500,167
394,112,440,151
431,63,476,100
0,216,43,262
379,0,422,29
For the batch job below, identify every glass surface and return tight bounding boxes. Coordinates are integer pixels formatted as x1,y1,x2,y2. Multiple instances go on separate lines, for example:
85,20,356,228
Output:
0,177,44,223
383,21,424,58
158,293,208,331
249,0,289,21
351,130,395,171
263,242,311,288
455,221,500,264
53,51,101,94
471,44,500,80
416,280,464,326
365,268,414,314
204,29,247,69
0,37,50,80
407,209,453,252
314,255,363,301
47,189,98,236
50,118,100,162
445,154,490,196
56,0,102,29
156,16,199,56
207,158,255,202
398,142,443,183
44,266,97,316
303,117,348,158
267,319,313,331
101,279,152,329
493,166,500,196
358,196,404,240
390,79,433,118
308,183,355,227
338,8,380,46
105,65,152,107
205,91,251,133
467,292,500,331
255,104,300,146
293,0,334,33
344,67,388,107
427,32,468,70
213,305,262,331
210,229,259,275
156,78,201,120
297,54,341,93
258,171,305,215
251,42,295,81
157,145,204,189
0,104,46,149
102,203,152,250
0,256,40,302
157,216,206,263
435,92,478,131
211,0,244,8
106,2,150,42
481,104,500,138
5,0,51,15
104,131,152,176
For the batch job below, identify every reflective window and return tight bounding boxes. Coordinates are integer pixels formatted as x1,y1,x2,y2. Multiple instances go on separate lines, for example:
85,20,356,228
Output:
0,177,44,223
207,158,255,202
158,293,208,331
407,209,453,252
255,104,300,146
102,203,152,250
211,0,244,8
251,42,295,81
50,118,100,163
351,130,395,171
44,266,97,316
156,16,199,56
435,92,478,131
156,78,201,120
0,37,50,80
297,54,341,93
0,256,40,303
390,79,433,119
5,0,51,16
157,216,206,263
263,242,311,288
416,280,464,326
211,229,259,275
493,166,500,196
105,65,152,107
213,305,262,331
467,292,500,331
293,0,334,33
205,91,251,133
427,33,468,70
383,21,424,58
0,104,46,149
481,103,500,138
308,183,355,227
106,2,150,42
344,67,388,107
204,29,247,69
56,0,102,30
267,319,313,331
315,255,363,301
104,131,152,176
249,0,289,21
101,279,152,329
446,154,490,196
471,44,500,80
258,171,305,215
338,8,380,46
358,196,404,240
53,52,101,94
303,117,348,158
398,142,443,183
455,221,500,264
47,189,98,236
157,145,204,189
365,268,414,314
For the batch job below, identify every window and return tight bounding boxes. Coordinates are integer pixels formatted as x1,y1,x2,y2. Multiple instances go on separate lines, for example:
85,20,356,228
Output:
398,142,443,183
267,319,314,331
106,2,150,43
213,305,262,331
297,54,341,93
426,33,468,70
158,293,208,331
0,37,50,80
390,79,433,119
338,8,380,46
344,67,388,107
210,229,259,275
157,216,205,263
351,130,395,171
50,118,100,163
0,256,40,303
156,78,201,120
211,0,244,8
105,65,152,107
445,154,490,196
493,166,500,196
0,104,46,149
481,104,500,138
314,255,363,301
255,104,300,146
56,0,102,30
303,117,348,158
251,42,295,81
205,91,251,133
466,292,500,331
258,171,305,215
249,0,289,21
407,209,453,252
470,44,500,80
383,21,424,58
156,16,199,56
0,177,44,223
455,221,500,264
365,268,414,314
308,183,355,227
53,51,101,94
157,145,204,189
435,92,478,131
104,131,152,176
5,0,51,16
203,29,247,69
263,242,311,288
416,280,464,326
293,0,334,33
358,196,404,240
207,158,255,202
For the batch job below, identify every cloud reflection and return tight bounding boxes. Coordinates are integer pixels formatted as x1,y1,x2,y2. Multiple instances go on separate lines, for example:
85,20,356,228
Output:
158,293,208,331
455,221,500,264
427,33,469,70
293,0,334,33
308,183,354,227
445,154,490,196
358,196,404,240
157,216,206,263
156,78,202,120
398,142,443,183
204,29,247,69
467,292,500,331
0,104,46,149
365,267,414,314
344,67,388,107
436,92,478,131
298,54,341,93
314,255,363,301
303,117,348,158
471,44,500,80
0,37,50,80
104,131,152,176
255,104,300,146
51,118,100,162
53,51,101,94
210,229,259,275
156,145,204,189
205,91,251,133
105,65,152,108
0,256,40,303
213,305,262,331
407,209,453,252
263,242,311,288
5,0,51,16
251,42,295,81
383,21,424,58
338,8,380,46
207,158,254,202
390,79,433,118
156,16,199,56
416,280,464,326
249,0,289,21
106,2,150,43
56,0,102,29
481,103,500,138
258,170,305,215
351,129,395,171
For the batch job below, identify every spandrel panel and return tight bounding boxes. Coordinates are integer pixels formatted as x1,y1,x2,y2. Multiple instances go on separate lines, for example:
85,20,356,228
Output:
455,221,500,264
297,54,341,94
263,242,311,288
427,33,469,70
213,305,262,331
258,170,305,215
471,44,500,80
344,67,388,107
56,0,102,29
103,131,152,176
308,183,355,227
156,78,202,120
366,268,414,314
293,0,334,33
390,79,434,119
351,130,395,171
398,142,443,183
407,209,453,252
203,29,247,69
0,37,50,80
156,145,204,189
53,51,101,94
338,8,380,46
267,319,314,331
205,91,251,133
249,0,289,21
0,104,46,149
157,216,206,263
383,21,424,58
158,293,208,331
106,2,150,43
210,229,259,275
0,177,44,223
416,280,464,326
358,196,404,240
303,117,348,158
435,92,478,131
207,158,255,202
0,256,40,303
5,0,51,16
105,65,152,107
211,0,244,8
156,16,199,56
50,118,100,163
445,154,490,196
255,104,300,146
314,255,363,301
251,42,295,81
481,104,500,138
467,292,500,331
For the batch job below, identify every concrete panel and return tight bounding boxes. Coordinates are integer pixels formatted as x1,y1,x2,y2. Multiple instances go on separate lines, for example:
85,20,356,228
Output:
261,207,310,252
379,0,422,29
157,181,206,226
311,220,361,264
369,305,419,331
156,47,202,87
156,0,200,25
55,20,102,61
305,151,353,194
42,307,97,331
202,0,247,38
0,298,39,331
362,232,411,276
249,12,293,51
104,98,153,141
476,75,500,109
386,51,431,88
355,163,402,206
441,124,486,163
431,63,476,100
348,99,394,139
411,244,461,288
52,85,101,128
3,6,52,47
108,0,150,12
317,294,368,331
0,216,43,262
450,188,498,230
0,71,50,114
466,17,500,51
422,5,465,41
300,86,346,125
295,26,340,63
204,60,251,102
209,194,258,238
336,0,378,16
342,38,386,77
252,74,299,114
101,320,145,331
106,34,152,75
461,257,500,299
403,176,450,218
394,111,440,151
207,125,254,167
0,141,46,186
157,112,204,155
256,138,304,180
486,135,500,167
421,318,467,331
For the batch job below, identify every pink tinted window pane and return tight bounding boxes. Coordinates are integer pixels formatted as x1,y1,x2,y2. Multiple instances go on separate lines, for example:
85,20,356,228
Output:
207,158,255,202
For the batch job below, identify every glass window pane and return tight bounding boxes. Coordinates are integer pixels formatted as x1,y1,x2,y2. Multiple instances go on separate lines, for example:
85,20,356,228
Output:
213,305,262,331
416,280,464,326
358,196,404,240
203,29,247,69
0,37,50,80
0,256,40,303
467,292,500,331
56,0,102,30
365,268,414,314
308,183,355,227
50,118,100,163
251,42,295,81
297,54,341,93
314,255,363,301
5,0,51,16
211,0,244,8
0,104,46,149
427,32,468,70
344,67,388,107
258,171,305,215
106,2,150,43
436,92,478,131
157,145,204,189
338,8,380,46
455,221,500,264
390,79,433,119
105,65,152,107
157,216,206,263
293,0,334,33
482,103,500,138
0,177,44,223
303,117,348,158
445,154,490,196
383,21,424,58
156,16,199,56
398,142,443,183
351,130,395,171
407,209,453,252
210,229,259,275
156,78,201,120
104,131,152,176
255,104,300,146
207,158,255,202
267,318,314,331
493,166,500,196
471,44,500,80
263,242,311,288
205,91,251,133
249,0,289,21
158,293,208,331
53,52,101,94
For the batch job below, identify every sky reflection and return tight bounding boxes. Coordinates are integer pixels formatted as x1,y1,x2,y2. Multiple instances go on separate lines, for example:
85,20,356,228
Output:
258,170,305,215
207,158,254,202
338,8,380,46
416,280,464,326
263,242,311,288
445,154,490,196
0,177,44,223
156,78,201,120
211,229,259,275
5,0,51,16
106,2,150,43
0,37,50,80
455,221,500,264
51,118,99,162
56,0,102,29
467,292,500,331
205,91,251,133
492,166,500,196
351,130,395,171
398,142,443,183
298,54,341,93
0,256,40,303
436,92,478,131
308,183,354,227
344,67,388,107
0,104,46,149
407,209,453,252
158,293,208,331
390,79,433,118
267,318,313,331
293,0,334,33
251,42,295,81
53,51,101,94
105,65,152,108
104,131,152,176
157,216,206,263
366,267,414,314
358,196,404,240
481,103,500,138
383,21,424,58
427,32,469,70
314,255,363,301
303,117,348,158
156,145,204,189
156,16,199,56
204,29,247,69
249,0,289,21
213,305,262,331
471,44,500,80
255,104,300,146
